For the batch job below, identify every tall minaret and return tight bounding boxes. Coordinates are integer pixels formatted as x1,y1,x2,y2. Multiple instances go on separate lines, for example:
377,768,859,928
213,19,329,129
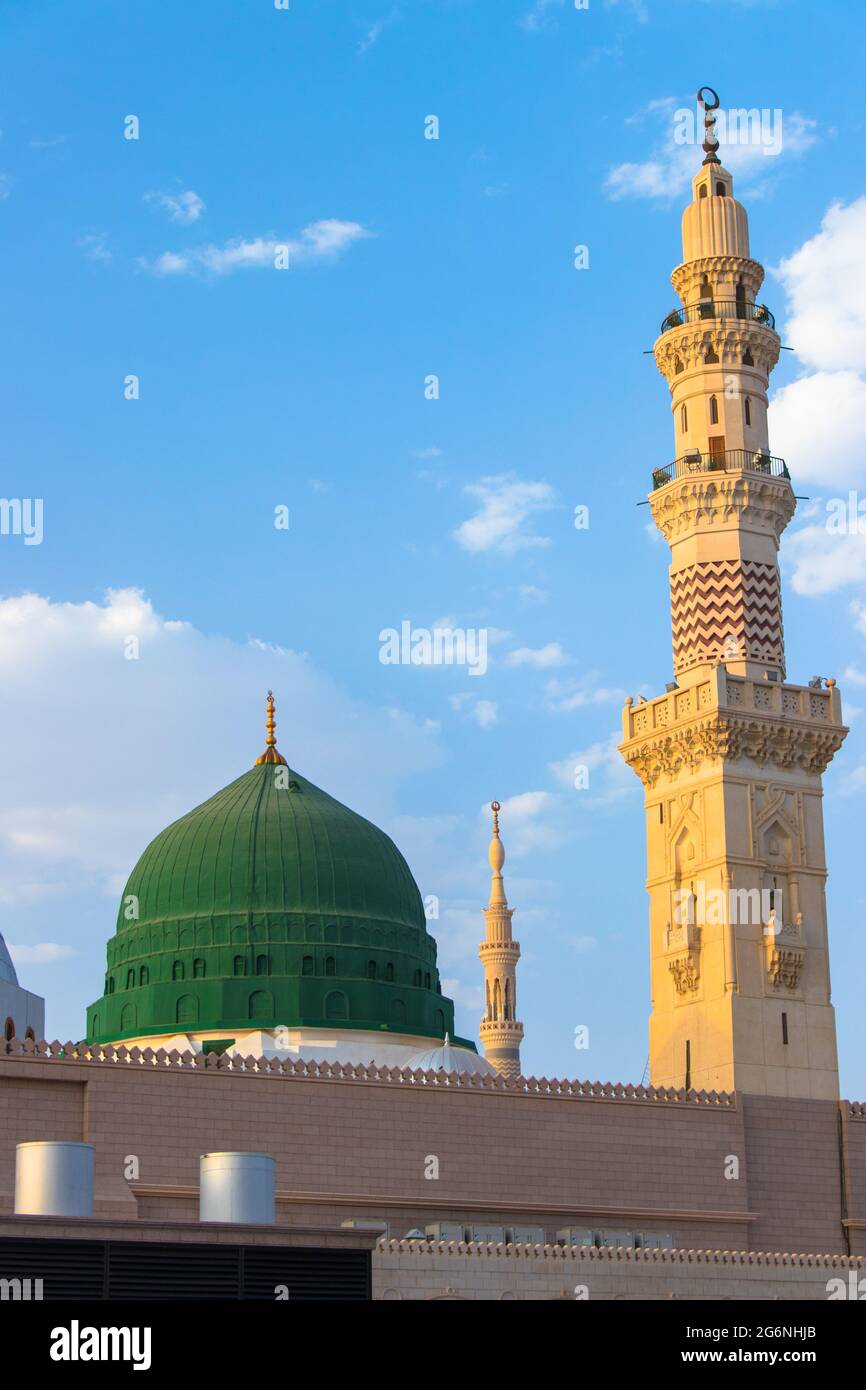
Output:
619,88,848,1100
479,802,523,1077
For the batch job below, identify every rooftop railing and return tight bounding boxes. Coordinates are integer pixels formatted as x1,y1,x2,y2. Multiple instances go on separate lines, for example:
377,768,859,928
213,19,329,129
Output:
651,449,790,490
659,300,776,334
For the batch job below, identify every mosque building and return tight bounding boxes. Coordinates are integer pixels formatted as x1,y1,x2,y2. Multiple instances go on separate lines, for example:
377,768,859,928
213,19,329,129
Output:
1,90,865,1302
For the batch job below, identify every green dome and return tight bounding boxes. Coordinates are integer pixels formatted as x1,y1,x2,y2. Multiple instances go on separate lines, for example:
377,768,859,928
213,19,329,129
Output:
86,762,458,1047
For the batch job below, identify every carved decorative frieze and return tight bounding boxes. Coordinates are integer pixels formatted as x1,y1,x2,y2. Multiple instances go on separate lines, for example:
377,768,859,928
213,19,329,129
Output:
621,714,847,787
669,953,701,995
766,946,805,992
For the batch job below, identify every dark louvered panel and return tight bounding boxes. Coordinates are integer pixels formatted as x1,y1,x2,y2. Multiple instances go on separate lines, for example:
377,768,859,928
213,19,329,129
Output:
0,1236,370,1300
107,1240,240,1300
242,1246,370,1301
0,1237,106,1299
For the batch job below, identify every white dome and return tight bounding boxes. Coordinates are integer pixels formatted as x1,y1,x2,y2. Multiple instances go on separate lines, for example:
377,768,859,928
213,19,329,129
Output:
404,1036,498,1077
0,934,19,986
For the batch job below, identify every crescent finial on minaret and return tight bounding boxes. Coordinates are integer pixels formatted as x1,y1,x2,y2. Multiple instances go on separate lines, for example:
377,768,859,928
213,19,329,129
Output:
697,85,721,165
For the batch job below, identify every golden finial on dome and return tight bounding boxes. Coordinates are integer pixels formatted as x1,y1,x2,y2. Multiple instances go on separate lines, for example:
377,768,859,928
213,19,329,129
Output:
254,690,289,766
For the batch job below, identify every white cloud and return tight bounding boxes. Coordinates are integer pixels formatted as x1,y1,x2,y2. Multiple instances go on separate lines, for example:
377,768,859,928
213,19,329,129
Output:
140,219,371,277
453,474,557,555
548,734,633,806
767,198,866,593
472,700,498,729
145,189,205,224
543,677,625,712
358,8,400,53
77,231,111,262
605,103,817,203
483,791,567,857
0,588,443,913
7,943,77,965
506,642,567,669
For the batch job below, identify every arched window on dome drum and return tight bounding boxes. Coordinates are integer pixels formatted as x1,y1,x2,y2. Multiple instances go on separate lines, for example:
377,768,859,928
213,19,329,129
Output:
413,969,422,987
325,990,348,1020
367,960,377,980
390,998,406,1025
233,956,246,977
172,961,184,982
709,395,719,425
176,994,197,1027
126,969,135,990
424,972,431,990
4,1017,14,1041
249,990,273,1021
121,1003,136,1031
302,955,314,976
108,977,115,994
744,397,752,427
385,962,394,982
255,954,269,976
139,966,149,986
325,956,336,977
193,958,206,979
435,1009,445,1034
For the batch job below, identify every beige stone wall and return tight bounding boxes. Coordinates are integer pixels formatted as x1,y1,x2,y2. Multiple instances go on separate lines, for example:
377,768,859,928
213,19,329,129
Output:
1,1045,863,1266
374,1239,866,1301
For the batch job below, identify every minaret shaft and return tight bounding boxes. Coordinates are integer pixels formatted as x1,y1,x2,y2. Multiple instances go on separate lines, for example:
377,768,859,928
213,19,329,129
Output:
620,92,847,1100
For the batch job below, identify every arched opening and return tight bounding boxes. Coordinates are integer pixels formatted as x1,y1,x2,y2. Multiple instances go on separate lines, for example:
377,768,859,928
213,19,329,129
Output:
742,348,754,366
121,1002,137,1031
709,395,719,425
367,960,377,980
325,956,336,977
413,969,422,987
704,345,718,364
176,994,197,1027
680,404,688,433
385,962,394,982
505,978,513,1021
233,955,246,977
325,990,348,1020
249,989,274,1020
390,998,406,1025
493,979,502,1021
193,958,206,979
255,954,269,976
744,396,752,427
716,181,725,196
674,357,683,375
435,1009,445,1034
736,281,746,317
302,955,314,976
24,1026,35,1041
139,966,149,986
172,961,184,981
4,1017,14,1041
126,969,135,990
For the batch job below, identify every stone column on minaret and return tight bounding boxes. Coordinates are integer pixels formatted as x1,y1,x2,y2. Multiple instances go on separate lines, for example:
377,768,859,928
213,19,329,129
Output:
479,802,523,1078
619,87,848,1101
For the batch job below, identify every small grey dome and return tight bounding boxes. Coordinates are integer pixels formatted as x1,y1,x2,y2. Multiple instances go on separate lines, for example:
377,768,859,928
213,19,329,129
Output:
405,1035,497,1077
0,934,19,986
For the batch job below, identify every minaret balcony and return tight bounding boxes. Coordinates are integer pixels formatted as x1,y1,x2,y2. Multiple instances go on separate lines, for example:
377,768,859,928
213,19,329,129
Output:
660,300,775,334
652,449,789,491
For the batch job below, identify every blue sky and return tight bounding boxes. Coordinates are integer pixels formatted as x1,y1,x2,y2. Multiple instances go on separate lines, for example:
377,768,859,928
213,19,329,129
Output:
3,0,866,1093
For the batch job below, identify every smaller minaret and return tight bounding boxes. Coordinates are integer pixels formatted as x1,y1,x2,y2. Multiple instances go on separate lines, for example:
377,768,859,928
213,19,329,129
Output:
479,802,523,1077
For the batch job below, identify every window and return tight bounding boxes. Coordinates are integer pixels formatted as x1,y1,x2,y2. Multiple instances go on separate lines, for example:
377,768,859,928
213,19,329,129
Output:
172,961,184,981
4,1017,14,1041
716,181,725,196
685,1039,691,1091
233,955,246,977
108,977,115,994
255,954,269,976
126,969,135,990
742,348,754,366
325,956,336,977
139,966,149,986
367,960,377,980
744,397,752,427
193,958,206,979
681,404,688,432
176,995,197,1027
385,962,395,982
709,395,719,425
704,345,718,363
302,955,314,976
424,972,431,990
325,990,348,1020
413,969,422,987
435,1009,445,1034
674,357,683,374
25,1026,35,1041
699,184,707,199
249,990,273,1020
782,1012,789,1045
